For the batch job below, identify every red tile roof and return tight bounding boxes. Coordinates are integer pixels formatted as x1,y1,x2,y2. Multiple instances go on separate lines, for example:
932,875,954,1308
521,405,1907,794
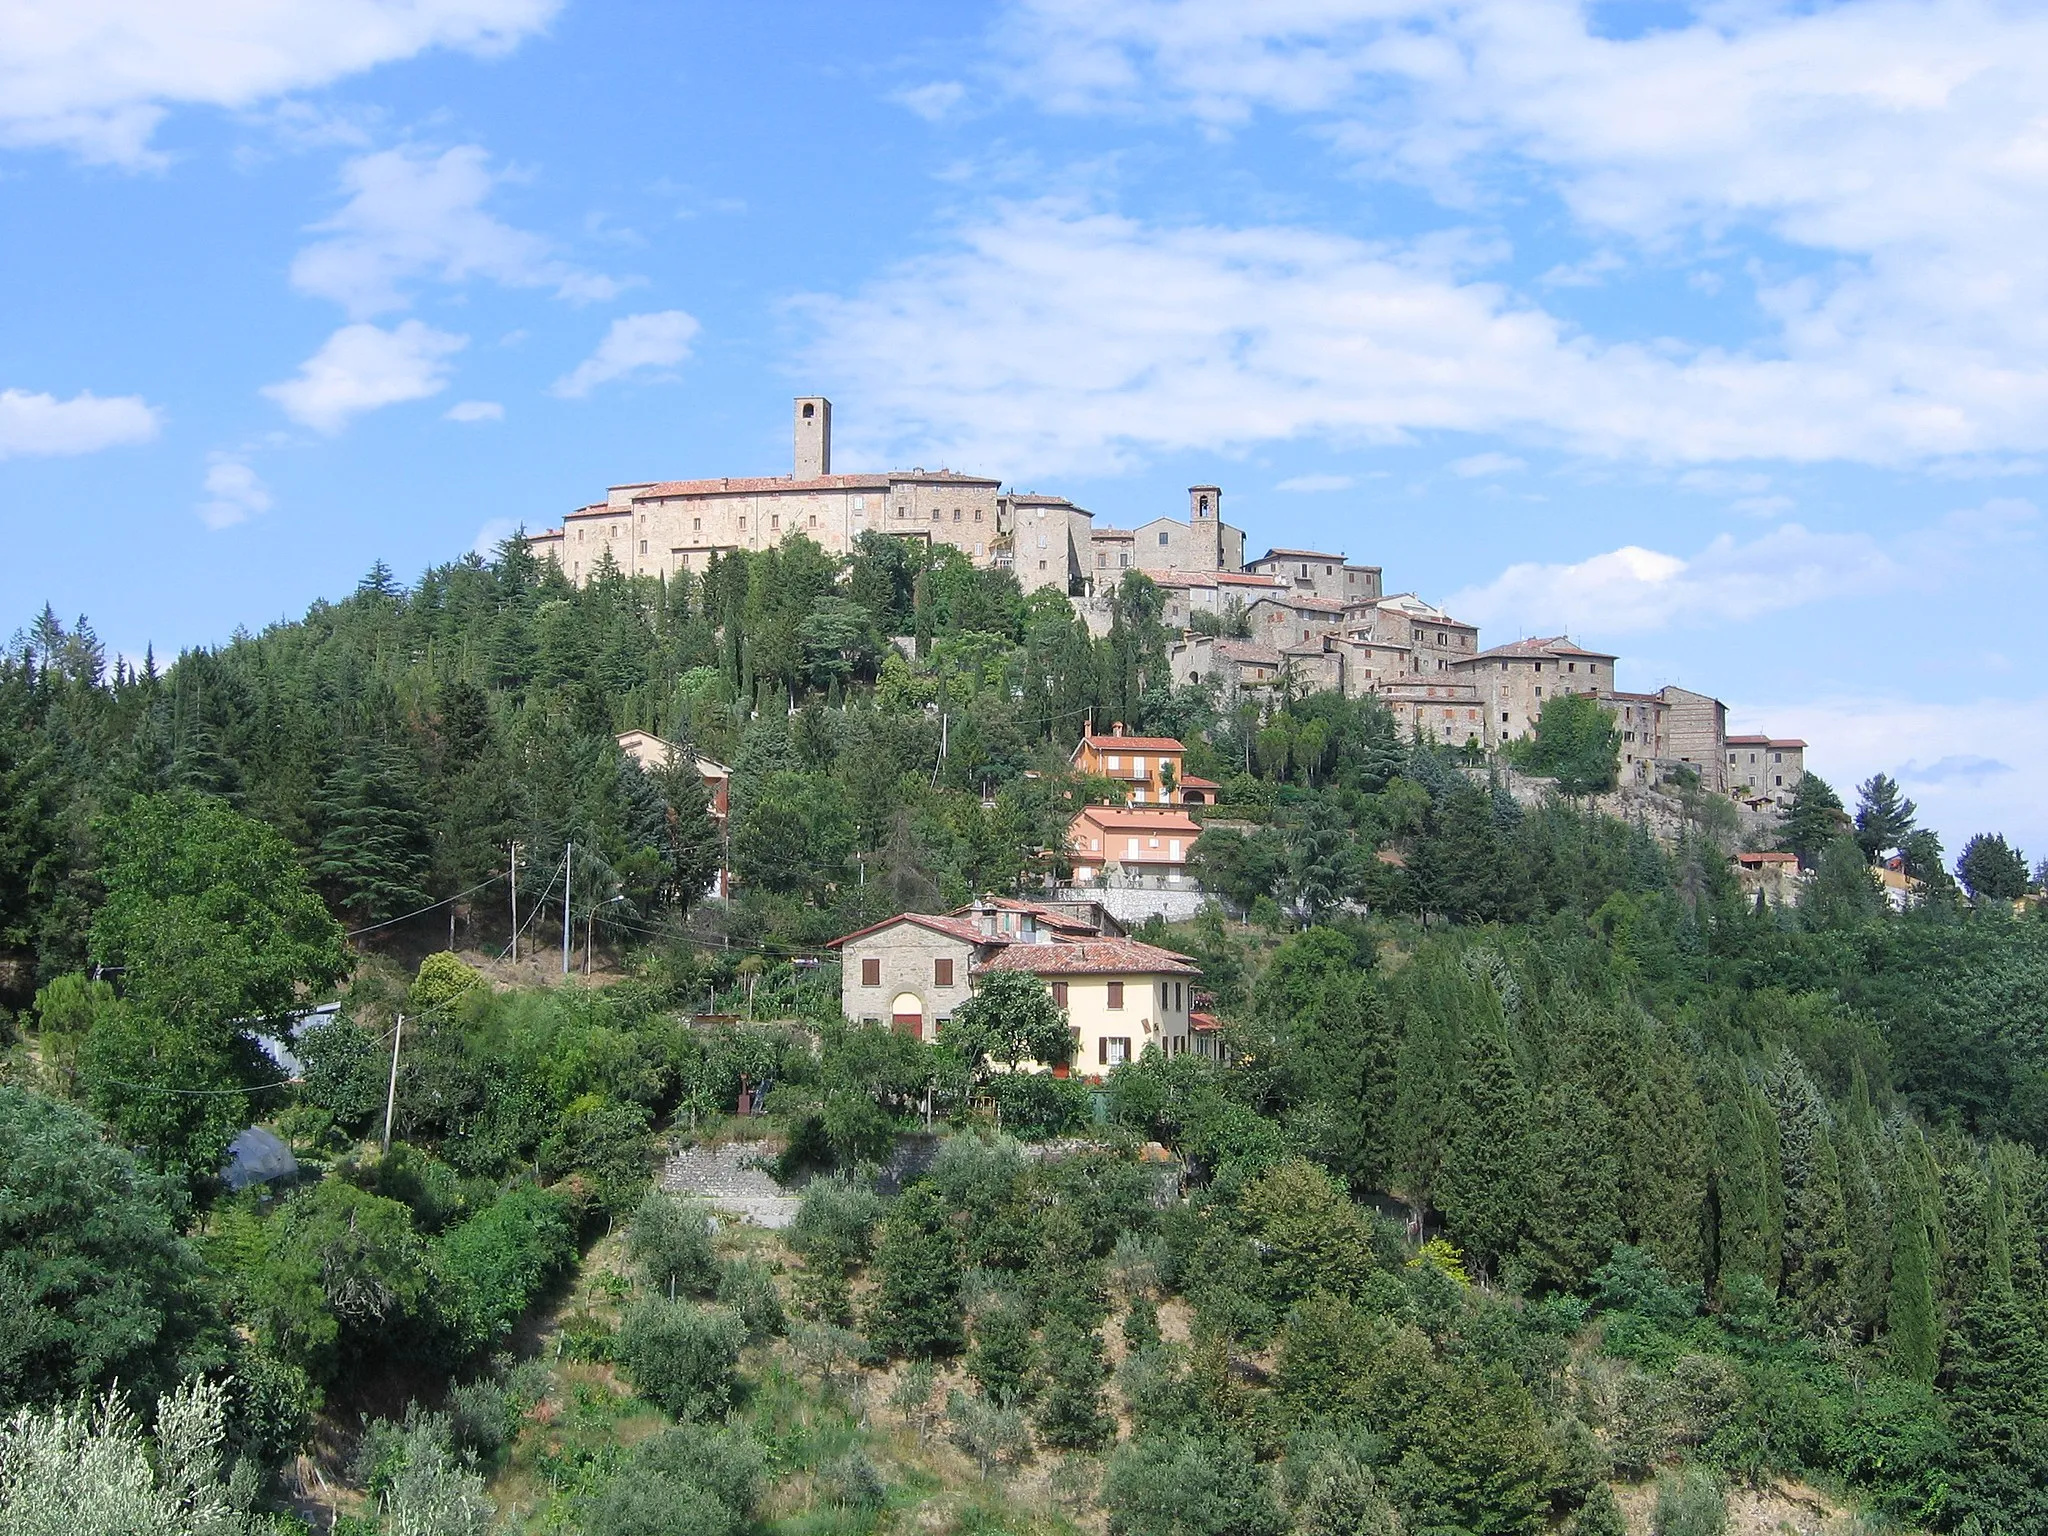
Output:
1178,774,1221,790
1211,641,1284,665
1189,1010,1224,1033
1077,733,1186,753
1736,852,1800,866
828,912,998,949
1073,806,1202,835
978,938,1200,978
953,897,1097,934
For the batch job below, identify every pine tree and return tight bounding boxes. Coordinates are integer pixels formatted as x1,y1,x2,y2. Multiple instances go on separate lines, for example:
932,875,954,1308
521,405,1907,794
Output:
1778,771,1850,869
1629,1027,1710,1284
1437,1017,1529,1276
1706,1067,1777,1299
1852,772,1916,861
1944,1278,2048,1533
313,747,432,921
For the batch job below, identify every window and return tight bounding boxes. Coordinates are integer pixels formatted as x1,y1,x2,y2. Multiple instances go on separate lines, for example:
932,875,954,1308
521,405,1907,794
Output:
861,957,880,987
640,540,648,554
1773,751,1782,763
934,958,954,987
953,508,962,523
931,509,940,522
1326,564,1333,575
1126,837,1139,858
738,515,747,529
1120,552,1130,567
1438,632,1447,646
1174,981,1183,1010
1158,981,1167,1009
1099,1036,1130,1066
898,507,907,520
975,508,983,521
1774,775,1783,787
1133,756,1146,774
1052,981,1069,1007
853,496,865,511
693,517,702,532
1107,754,1120,770
808,514,817,528
1169,839,1181,859
578,528,585,541
1107,981,1125,1010
771,514,780,530
1568,661,1576,672
1039,560,1047,570
802,401,815,419
1097,553,1107,568
1158,531,1170,546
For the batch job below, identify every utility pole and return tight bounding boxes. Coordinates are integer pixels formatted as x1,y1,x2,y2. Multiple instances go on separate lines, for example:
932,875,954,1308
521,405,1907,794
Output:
382,1013,404,1153
562,841,573,976
509,841,520,964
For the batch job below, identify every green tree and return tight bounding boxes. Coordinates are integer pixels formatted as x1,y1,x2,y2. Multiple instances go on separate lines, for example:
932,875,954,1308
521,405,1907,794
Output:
1515,694,1620,796
0,1086,218,1414
1519,1073,1623,1291
865,1185,962,1357
313,747,432,921
1777,772,1850,869
1885,1183,1940,1384
615,1300,744,1420
1805,835,1885,930
966,1295,1035,1406
1766,1053,1851,1327
1853,772,1917,861
941,968,1073,1079
629,1191,720,1299
1103,1433,1288,1536
1956,832,2030,901
1437,1017,1529,1275
1035,1315,1114,1450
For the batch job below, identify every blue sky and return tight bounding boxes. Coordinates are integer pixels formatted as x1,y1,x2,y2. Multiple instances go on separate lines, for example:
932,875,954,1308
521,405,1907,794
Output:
2,0,2044,859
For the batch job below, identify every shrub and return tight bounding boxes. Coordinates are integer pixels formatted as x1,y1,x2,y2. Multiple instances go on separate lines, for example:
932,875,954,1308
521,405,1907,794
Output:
587,1422,764,1536
715,1257,785,1342
1103,1432,1288,1536
615,1300,744,1419
1653,1468,1727,1536
434,1185,577,1356
628,1190,720,1298
446,1378,515,1460
410,953,486,1013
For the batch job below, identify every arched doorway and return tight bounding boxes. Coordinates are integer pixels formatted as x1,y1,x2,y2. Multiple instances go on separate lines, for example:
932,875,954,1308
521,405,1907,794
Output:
890,993,925,1040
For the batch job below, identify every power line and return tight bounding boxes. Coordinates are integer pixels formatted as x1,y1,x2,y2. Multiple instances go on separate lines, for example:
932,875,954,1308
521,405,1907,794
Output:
343,872,508,938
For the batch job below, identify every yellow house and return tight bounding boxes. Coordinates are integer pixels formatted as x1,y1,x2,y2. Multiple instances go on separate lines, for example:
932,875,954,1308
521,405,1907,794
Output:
975,937,1200,1078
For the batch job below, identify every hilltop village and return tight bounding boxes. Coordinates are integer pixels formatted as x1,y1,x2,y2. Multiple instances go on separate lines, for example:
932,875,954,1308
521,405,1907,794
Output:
538,397,1807,813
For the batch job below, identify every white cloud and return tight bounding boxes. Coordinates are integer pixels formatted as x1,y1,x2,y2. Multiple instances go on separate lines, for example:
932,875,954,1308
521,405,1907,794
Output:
445,399,503,422
0,0,559,165
470,516,518,557
0,386,159,457
1276,473,1355,492
1731,493,1794,517
263,320,466,433
552,310,699,398
1447,524,1897,636
1744,693,2048,860
196,453,272,529
802,201,2041,477
1449,451,1524,477
895,80,968,121
978,2,2048,469
292,145,617,317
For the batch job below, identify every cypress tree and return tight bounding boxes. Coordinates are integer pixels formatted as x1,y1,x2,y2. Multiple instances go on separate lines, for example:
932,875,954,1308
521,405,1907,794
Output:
1630,1026,1710,1285
1767,1052,1852,1327
1437,1016,1529,1276
1885,1185,1940,1384
1944,1278,2048,1533
1706,1065,1776,1300
1518,1074,1622,1292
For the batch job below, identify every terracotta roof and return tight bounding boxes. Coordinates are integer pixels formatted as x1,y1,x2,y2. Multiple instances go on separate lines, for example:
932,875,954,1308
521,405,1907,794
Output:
1211,641,1284,665
1213,571,1289,587
1726,734,1771,745
1189,1010,1224,1033
1251,593,1345,614
978,938,1200,978
1091,528,1136,541
1771,739,1807,749
1469,635,1614,662
1253,547,1346,563
953,897,1097,934
1073,806,1202,835
1178,774,1221,790
828,912,1000,949
1282,640,1332,656
1076,732,1186,753
1009,493,1081,507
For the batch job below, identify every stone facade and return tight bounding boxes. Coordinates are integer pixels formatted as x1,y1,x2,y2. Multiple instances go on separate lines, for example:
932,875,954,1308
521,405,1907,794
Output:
997,493,1094,594
1727,736,1807,808
1246,548,1382,603
1658,686,1731,793
832,913,993,1041
1452,636,1619,744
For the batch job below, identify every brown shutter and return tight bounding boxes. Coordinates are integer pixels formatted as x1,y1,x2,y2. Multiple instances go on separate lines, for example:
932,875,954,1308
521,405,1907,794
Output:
1099,1036,1108,1065
1052,981,1068,1008
1107,981,1124,1010
935,957,954,987
861,957,879,987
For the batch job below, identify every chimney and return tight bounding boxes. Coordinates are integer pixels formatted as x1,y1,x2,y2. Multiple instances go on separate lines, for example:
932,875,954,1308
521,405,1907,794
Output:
794,396,832,479
1111,721,1125,736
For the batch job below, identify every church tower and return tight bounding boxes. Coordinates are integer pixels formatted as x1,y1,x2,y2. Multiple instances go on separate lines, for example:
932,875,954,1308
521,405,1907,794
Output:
794,396,832,479
1190,485,1223,570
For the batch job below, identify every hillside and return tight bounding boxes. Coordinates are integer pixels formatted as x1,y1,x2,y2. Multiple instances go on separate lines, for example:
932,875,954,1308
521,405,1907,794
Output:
2,535,2047,1536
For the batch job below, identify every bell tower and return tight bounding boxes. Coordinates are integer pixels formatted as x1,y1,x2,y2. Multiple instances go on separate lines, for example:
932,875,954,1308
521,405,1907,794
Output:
794,396,832,479
1189,485,1222,570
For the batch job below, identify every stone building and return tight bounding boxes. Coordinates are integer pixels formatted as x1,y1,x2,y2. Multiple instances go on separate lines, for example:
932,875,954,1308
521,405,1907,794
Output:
1085,487,1248,592
1246,592,1347,647
1375,676,1488,748
996,492,1095,594
830,912,1000,1040
1170,636,1285,704
1246,548,1383,603
1656,686,1730,793
1606,692,1670,783
1726,736,1806,808
1451,636,1619,744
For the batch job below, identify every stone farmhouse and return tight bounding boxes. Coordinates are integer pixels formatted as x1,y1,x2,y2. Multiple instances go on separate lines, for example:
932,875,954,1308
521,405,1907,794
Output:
539,398,1802,804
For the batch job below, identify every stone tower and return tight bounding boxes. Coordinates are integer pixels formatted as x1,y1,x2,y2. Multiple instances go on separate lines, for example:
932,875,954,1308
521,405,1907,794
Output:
1190,484,1222,568
794,396,832,479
